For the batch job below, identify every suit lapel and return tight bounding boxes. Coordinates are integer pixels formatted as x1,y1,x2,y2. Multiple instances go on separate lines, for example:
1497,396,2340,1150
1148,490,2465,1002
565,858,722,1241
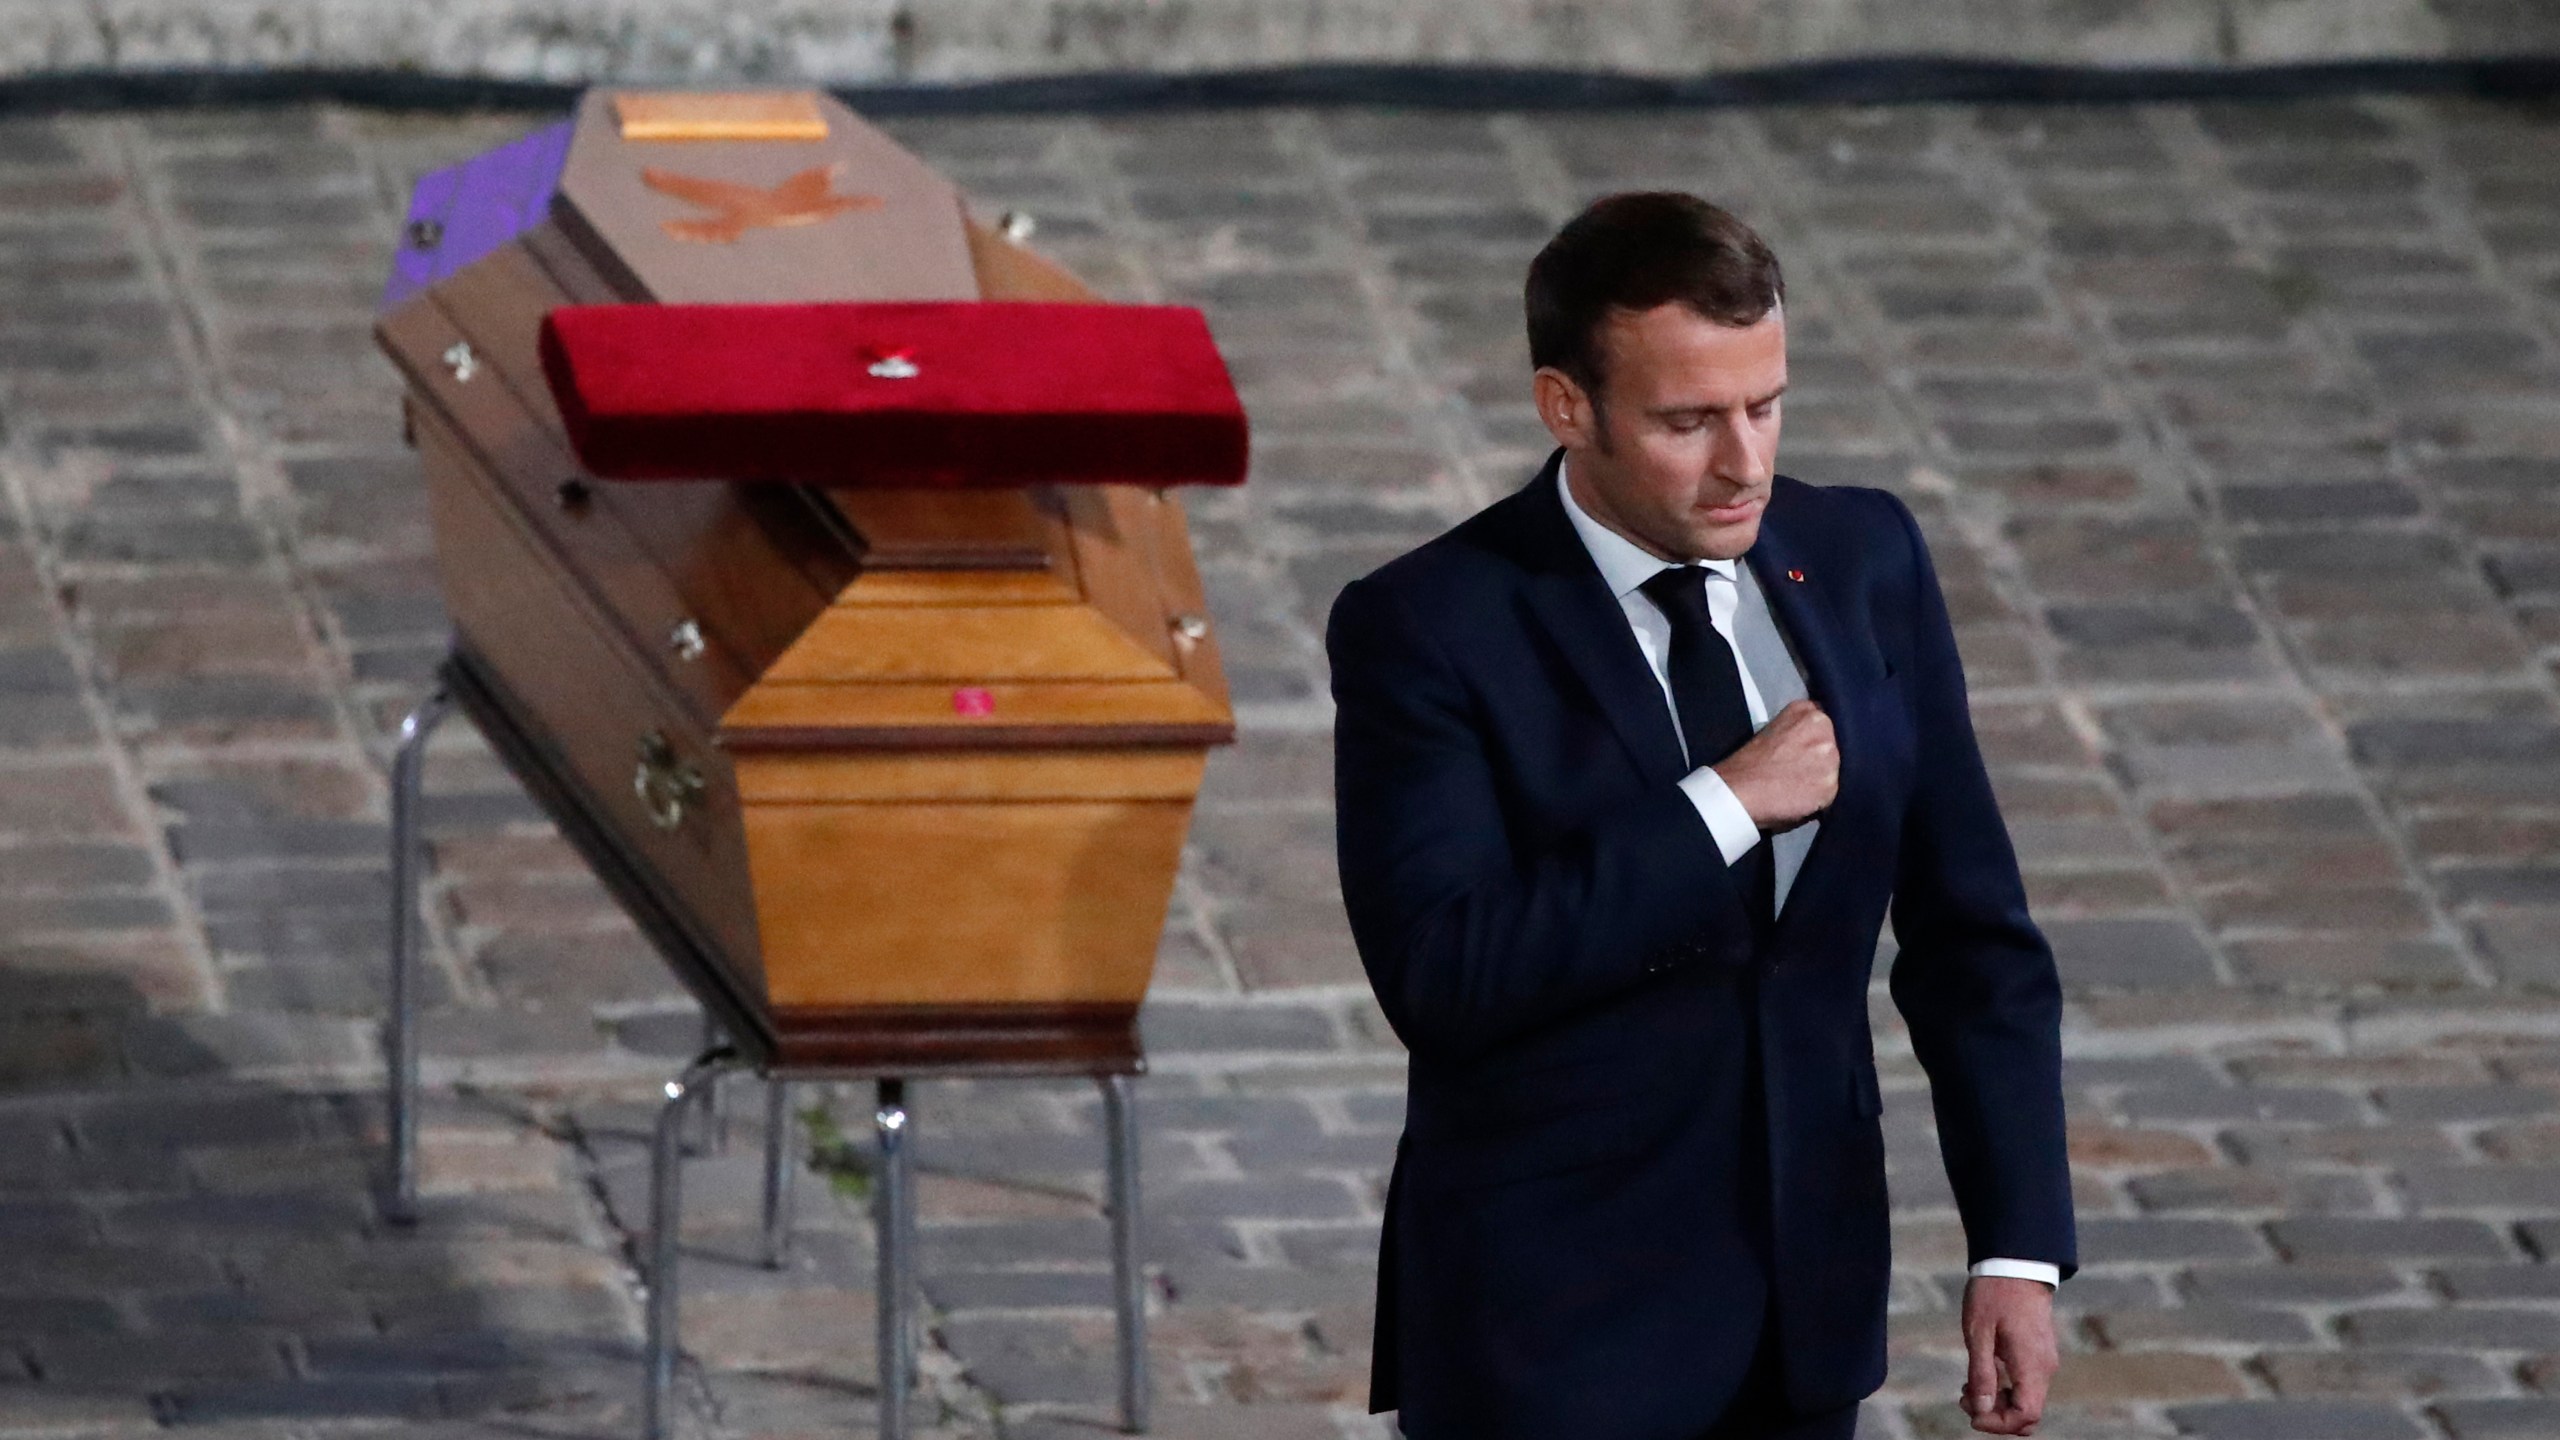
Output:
1524,568,1691,786
1743,489,1876,948
1502,457,1691,786
1742,506,1860,753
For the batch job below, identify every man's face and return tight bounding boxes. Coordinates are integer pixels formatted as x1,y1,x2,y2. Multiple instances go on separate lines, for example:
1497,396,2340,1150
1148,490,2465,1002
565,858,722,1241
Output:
1536,303,1787,563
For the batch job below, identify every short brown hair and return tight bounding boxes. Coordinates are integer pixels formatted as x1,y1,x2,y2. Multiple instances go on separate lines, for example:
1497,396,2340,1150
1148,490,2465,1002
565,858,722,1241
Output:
1525,192,1784,405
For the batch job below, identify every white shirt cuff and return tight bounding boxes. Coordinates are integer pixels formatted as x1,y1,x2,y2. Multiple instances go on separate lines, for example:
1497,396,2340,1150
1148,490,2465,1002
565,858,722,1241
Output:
1677,766,1763,867
1970,1258,2060,1288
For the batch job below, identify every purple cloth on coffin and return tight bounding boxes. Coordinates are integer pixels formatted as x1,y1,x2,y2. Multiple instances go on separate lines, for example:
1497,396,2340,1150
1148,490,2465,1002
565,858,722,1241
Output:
379,119,574,313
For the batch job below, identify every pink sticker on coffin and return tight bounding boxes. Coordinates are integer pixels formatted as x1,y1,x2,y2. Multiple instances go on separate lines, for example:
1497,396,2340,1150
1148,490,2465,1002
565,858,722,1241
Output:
951,687,995,717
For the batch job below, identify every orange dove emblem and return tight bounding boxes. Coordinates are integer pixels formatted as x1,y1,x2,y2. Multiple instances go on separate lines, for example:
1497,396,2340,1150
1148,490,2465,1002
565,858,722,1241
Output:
639,163,882,244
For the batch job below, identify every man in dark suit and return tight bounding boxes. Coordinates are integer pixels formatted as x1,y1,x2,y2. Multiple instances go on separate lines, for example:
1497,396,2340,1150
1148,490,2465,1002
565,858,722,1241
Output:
1328,193,2077,1440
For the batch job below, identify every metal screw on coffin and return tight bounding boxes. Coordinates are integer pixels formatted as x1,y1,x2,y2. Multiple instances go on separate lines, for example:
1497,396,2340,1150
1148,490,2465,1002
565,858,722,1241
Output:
669,619,707,662
442,341,478,383
1170,613,1210,643
407,218,444,250
999,210,1036,242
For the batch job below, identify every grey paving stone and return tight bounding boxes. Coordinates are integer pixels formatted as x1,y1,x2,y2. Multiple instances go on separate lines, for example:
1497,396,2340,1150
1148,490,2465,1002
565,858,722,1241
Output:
2095,1303,2319,1347
140,1286,376,1331
2269,1218,2512,1263
1271,1224,1385,1273
2182,1262,2416,1307
152,1376,445,1424
1147,1175,1363,1223
373,1284,635,1341
1224,1125,1398,1170
2224,937,2472,990
0,892,173,931
0,841,156,889
2165,1400,2427,1440
2432,1399,2560,1440
1339,1092,1406,1130
299,1331,542,1377
2259,1348,2508,1400
2047,602,2273,682
94,1189,376,1242
0,1142,180,1198
0,693,91,745
2392,1164,2560,1211
64,1091,315,1151
2226,1125,2466,1169
2349,719,2560,769
911,1129,1167,1180
2432,1263,2560,1303
1138,1000,1340,1054
1158,1258,1381,1310
0,1199,95,1245
2041,918,2220,991
29,1329,292,1387
919,1267,1116,1311
2457,912,2560,994
937,1314,1116,1409
2076,1217,2270,1264
1125,1091,1324,1135
2341,1307,2560,1350
0,1293,121,1337
2220,480,2425,524
2128,1168,2378,1215
2119,1086,2367,1126
2439,866,2560,906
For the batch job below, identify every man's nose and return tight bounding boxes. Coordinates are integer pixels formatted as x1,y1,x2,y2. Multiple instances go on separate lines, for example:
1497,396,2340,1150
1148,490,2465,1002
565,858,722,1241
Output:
1709,417,1771,488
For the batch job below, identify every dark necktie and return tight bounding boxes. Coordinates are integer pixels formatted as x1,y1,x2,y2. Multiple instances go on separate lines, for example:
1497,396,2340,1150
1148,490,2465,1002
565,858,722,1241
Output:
1637,566,1776,930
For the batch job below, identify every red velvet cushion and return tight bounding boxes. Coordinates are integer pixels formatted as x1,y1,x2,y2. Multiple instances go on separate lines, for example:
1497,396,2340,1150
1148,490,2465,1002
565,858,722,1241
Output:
539,301,1248,488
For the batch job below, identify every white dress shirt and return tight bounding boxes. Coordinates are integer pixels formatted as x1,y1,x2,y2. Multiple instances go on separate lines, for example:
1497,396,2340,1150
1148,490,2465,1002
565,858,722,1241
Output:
1557,462,2059,1292
1555,462,1769,866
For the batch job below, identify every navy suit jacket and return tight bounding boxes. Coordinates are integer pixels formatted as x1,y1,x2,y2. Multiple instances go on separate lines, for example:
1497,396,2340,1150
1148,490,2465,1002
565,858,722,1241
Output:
1328,455,2076,1439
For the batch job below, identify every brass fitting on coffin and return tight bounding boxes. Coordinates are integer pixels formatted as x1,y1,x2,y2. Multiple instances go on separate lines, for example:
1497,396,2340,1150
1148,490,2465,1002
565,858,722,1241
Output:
634,730,706,831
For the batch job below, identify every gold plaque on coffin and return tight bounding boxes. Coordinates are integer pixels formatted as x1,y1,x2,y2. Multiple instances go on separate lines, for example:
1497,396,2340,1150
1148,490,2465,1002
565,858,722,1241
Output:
614,91,831,142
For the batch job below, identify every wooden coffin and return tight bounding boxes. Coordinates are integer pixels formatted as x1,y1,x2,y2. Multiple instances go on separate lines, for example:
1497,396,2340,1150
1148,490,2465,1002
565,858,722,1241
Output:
376,90,1239,1073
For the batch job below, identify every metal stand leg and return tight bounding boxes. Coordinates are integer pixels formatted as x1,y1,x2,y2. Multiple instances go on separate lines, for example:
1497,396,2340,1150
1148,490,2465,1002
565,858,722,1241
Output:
1103,1073,1149,1433
875,1078,914,1440
383,684,450,1226
646,1046,739,1440
692,1012,730,1155
760,1076,794,1270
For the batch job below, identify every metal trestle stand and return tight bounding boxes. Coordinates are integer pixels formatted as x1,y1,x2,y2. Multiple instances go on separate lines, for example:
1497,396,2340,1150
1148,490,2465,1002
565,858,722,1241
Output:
383,683,450,1227
643,1054,1148,1440
382,678,1152,1439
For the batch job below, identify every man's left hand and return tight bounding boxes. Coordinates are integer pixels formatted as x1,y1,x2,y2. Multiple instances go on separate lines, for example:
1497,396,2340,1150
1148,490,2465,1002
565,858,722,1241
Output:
1960,1275,2058,1435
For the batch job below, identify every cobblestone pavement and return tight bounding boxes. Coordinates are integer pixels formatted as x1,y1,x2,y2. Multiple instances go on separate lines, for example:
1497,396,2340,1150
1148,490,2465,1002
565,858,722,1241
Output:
1,92,2559,1440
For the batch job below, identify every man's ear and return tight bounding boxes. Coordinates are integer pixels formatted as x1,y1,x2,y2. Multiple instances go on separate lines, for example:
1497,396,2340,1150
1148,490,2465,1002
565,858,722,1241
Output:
1533,367,1596,451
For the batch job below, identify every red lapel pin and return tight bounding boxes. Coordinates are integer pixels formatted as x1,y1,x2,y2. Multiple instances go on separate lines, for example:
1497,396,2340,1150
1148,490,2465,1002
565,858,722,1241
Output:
1786,568,1805,582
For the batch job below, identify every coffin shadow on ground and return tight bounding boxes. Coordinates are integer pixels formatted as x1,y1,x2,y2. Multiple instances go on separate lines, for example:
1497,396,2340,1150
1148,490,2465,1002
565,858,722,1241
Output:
0,957,645,1433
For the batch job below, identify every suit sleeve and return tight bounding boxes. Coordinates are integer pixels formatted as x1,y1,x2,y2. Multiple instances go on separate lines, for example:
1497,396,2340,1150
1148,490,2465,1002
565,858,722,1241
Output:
1328,574,1747,1065
1874,490,2079,1282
